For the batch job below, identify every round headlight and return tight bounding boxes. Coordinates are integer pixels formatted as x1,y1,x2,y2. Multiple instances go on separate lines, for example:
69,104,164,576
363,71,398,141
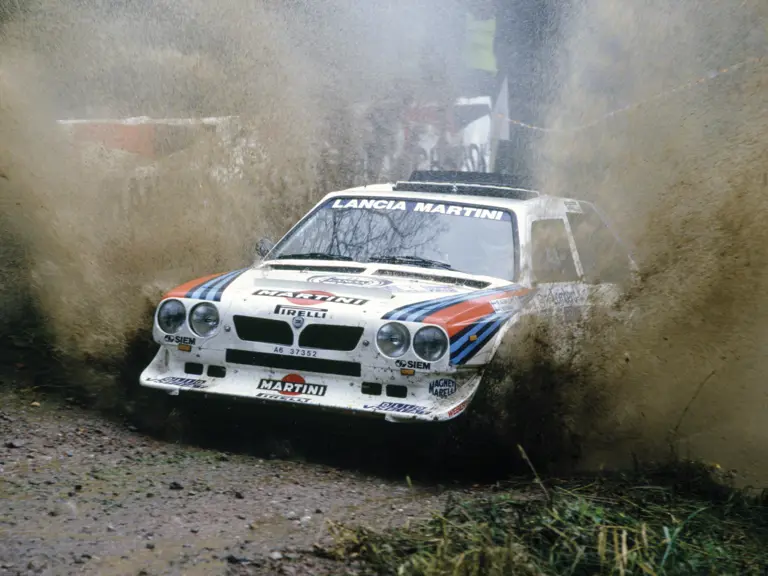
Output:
189,302,220,337
157,299,186,334
376,322,410,358
413,325,448,362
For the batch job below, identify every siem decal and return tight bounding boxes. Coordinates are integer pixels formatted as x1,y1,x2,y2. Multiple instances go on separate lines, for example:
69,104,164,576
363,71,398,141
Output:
308,275,392,288
258,374,327,397
448,399,469,417
146,376,208,389
429,378,457,398
329,198,512,222
363,402,432,415
255,392,311,404
164,335,197,346
274,304,328,319
395,359,431,370
253,289,368,306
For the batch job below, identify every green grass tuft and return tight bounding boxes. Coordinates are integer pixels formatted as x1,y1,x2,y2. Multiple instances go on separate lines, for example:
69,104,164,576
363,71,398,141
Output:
318,460,768,575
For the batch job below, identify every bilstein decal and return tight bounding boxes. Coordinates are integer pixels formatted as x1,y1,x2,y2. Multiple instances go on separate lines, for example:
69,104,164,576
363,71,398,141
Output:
146,376,208,389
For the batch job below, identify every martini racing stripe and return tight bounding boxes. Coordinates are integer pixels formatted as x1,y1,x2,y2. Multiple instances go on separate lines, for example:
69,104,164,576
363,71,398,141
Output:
449,311,513,353
450,316,507,364
186,268,248,301
382,284,521,322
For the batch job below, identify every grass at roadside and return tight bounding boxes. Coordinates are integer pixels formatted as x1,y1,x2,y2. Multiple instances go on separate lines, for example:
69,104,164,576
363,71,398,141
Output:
318,458,768,575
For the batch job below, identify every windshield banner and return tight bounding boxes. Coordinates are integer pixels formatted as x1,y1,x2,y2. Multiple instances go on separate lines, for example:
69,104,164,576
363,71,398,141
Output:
327,198,511,221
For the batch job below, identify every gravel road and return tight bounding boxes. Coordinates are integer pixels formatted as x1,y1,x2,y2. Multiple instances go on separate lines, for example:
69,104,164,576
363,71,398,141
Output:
0,379,485,576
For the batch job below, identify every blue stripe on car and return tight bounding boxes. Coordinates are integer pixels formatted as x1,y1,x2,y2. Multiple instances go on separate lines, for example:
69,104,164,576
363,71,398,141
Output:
452,317,506,364
202,269,247,301
384,284,520,322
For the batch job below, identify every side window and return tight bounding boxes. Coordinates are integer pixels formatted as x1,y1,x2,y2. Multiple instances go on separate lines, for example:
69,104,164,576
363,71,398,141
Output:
567,203,631,284
530,219,579,283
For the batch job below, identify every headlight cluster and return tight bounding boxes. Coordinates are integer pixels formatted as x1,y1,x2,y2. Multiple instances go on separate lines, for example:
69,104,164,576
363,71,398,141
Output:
156,299,220,338
376,322,448,362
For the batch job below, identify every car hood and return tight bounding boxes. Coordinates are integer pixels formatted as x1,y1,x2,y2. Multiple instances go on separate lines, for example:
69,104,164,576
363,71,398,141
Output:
162,262,526,321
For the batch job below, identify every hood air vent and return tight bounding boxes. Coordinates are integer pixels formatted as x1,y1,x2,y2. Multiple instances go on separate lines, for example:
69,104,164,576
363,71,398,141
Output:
265,264,366,273
372,269,490,289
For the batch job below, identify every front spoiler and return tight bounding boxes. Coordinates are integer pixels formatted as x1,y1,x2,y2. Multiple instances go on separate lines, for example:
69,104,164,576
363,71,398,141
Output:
139,348,481,423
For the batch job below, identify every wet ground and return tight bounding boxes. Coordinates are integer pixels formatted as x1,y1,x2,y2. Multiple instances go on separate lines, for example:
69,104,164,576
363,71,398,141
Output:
0,360,501,576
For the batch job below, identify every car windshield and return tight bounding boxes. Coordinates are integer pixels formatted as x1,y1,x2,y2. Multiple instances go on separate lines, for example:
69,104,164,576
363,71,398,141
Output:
269,196,519,280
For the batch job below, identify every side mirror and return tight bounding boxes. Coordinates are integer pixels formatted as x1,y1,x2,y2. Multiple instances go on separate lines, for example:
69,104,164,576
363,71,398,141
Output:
256,237,275,259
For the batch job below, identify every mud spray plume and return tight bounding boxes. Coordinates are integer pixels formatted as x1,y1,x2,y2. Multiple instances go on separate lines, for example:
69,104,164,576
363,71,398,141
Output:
0,0,464,406
516,0,768,486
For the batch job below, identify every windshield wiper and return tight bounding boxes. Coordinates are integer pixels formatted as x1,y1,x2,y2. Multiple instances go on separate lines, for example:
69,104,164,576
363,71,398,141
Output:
273,252,354,261
368,255,454,270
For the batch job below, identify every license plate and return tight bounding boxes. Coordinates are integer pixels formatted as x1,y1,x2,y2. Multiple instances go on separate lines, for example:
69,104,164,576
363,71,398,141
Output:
272,346,318,357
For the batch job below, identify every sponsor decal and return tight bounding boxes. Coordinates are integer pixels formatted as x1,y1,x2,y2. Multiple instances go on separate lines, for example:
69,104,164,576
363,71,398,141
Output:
384,283,460,294
448,399,469,417
255,392,311,404
490,297,520,314
146,376,208,389
329,198,512,222
423,285,462,293
253,289,368,306
429,378,457,398
258,374,327,397
395,359,431,370
549,288,580,307
274,304,328,319
308,275,392,288
163,335,197,346
363,402,432,415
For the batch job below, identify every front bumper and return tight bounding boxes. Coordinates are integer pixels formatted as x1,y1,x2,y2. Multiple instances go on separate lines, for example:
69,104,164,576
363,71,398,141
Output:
139,345,481,423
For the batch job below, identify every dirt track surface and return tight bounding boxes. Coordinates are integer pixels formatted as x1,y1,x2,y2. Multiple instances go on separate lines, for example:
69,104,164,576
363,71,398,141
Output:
0,385,470,576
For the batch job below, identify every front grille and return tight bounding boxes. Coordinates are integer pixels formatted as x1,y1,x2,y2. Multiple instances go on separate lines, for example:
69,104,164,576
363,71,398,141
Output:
233,315,293,345
299,325,364,351
226,349,361,377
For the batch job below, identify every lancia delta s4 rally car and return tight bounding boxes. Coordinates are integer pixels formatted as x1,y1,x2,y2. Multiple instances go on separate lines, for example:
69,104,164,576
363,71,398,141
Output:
140,171,635,423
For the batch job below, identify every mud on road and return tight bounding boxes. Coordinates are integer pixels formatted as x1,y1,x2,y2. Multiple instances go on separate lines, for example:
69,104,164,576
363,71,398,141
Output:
0,368,495,576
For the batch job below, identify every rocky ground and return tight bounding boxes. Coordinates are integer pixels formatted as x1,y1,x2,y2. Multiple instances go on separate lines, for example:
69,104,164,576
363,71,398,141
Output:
0,361,497,576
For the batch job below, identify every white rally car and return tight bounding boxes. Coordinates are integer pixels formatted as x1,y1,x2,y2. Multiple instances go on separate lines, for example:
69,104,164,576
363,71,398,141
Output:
140,171,635,423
